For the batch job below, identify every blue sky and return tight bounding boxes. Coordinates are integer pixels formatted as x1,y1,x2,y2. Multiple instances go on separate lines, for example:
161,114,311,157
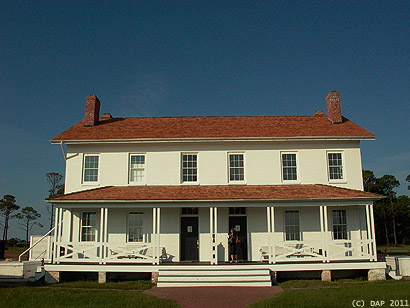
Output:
1,1,409,239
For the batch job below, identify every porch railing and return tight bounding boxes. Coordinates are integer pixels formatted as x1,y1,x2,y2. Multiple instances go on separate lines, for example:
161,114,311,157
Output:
19,229,55,262
260,239,376,263
54,241,166,264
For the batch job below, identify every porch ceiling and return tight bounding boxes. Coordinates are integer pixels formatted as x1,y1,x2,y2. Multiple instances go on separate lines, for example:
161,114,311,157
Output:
47,184,382,203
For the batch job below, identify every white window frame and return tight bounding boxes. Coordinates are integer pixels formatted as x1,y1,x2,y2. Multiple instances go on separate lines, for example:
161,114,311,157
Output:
80,211,98,242
281,152,299,183
284,210,301,241
228,153,246,184
127,211,144,242
181,207,199,216
181,153,199,184
327,151,346,183
332,209,349,240
82,154,100,184
129,154,146,185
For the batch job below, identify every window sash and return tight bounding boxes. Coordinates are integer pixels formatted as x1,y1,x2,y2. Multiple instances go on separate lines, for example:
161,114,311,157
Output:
182,154,198,182
181,208,199,215
229,207,246,215
282,154,297,181
229,154,244,181
130,155,145,182
128,212,143,242
285,210,300,241
81,212,97,241
84,156,99,182
332,210,347,240
328,153,343,180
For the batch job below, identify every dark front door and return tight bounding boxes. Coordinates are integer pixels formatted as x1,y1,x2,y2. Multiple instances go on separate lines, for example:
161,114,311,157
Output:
180,217,199,261
229,216,248,261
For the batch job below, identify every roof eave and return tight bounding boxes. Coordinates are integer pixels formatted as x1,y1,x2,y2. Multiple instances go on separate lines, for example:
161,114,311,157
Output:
50,135,376,144
46,196,382,204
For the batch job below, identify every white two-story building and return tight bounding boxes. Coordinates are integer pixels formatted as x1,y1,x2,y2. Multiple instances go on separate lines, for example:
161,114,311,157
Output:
36,91,385,286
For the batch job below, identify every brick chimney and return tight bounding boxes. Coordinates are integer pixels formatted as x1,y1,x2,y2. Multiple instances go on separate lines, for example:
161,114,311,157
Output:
85,95,100,126
326,91,342,124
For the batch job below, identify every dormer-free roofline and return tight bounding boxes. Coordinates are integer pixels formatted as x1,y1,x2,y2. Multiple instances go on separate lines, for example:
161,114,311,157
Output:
50,92,376,143
50,135,375,145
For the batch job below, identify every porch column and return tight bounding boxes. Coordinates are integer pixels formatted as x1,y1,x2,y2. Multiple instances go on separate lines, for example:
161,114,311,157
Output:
365,204,372,258
357,207,364,256
369,204,377,261
152,208,161,265
53,207,63,264
210,207,218,265
53,207,59,264
267,206,275,264
47,234,52,261
152,208,156,265
58,209,72,263
157,208,161,265
323,205,330,262
319,206,326,262
104,208,108,263
66,209,72,243
99,207,106,264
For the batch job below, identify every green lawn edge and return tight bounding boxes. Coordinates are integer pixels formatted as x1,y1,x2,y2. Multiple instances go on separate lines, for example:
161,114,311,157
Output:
248,280,410,308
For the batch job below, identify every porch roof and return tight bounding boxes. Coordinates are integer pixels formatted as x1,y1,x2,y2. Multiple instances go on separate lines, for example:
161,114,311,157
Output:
48,184,381,203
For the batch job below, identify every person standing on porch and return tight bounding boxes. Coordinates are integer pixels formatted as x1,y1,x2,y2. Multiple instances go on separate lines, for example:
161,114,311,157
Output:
228,228,238,263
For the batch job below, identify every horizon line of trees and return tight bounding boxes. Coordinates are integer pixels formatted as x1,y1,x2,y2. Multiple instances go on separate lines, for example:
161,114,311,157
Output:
0,172,64,246
0,195,43,245
363,170,410,246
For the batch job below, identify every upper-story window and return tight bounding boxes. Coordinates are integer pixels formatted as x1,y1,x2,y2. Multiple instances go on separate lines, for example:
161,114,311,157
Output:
83,155,99,183
182,154,198,182
130,154,145,183
332,209,348,240
81,211,97,241
229,153,244,182
282,153,297,181
284,210,300,241
328,153,344,180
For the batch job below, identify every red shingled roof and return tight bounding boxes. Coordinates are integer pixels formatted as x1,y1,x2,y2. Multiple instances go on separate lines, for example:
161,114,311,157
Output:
51,115,375,142
48,184,381,202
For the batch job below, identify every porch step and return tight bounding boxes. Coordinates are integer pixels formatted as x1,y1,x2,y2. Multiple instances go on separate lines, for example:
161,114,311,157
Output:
28,266,45,282
157,267,272,287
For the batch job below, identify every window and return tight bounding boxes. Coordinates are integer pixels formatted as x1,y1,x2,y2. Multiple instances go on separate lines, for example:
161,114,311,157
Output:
285,210,300,241
181,208,198,215
128,212,143,242
130,155,145,183
81,212,97,241
328,153,343,180
332,210,347,240
282,153,297,181
182,154,198,182
83,155,99,182
229,207,246,215
229,154,244,182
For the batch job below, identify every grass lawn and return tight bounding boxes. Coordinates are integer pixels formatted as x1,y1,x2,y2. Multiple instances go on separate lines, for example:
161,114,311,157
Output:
48,280,154,290
0,279,409,308
249,280,410,308
377,245,410,255
2,247,28,261
0,281,179,308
